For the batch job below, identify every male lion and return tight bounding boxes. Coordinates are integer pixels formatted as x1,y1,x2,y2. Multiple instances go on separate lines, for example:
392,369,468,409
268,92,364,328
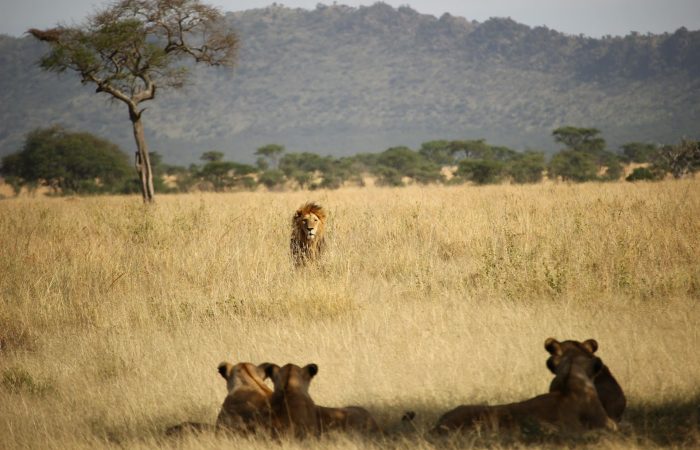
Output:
265,363,320,438
290,202,327,266
433,353,617,434
216,361,274,435
545,337,626,422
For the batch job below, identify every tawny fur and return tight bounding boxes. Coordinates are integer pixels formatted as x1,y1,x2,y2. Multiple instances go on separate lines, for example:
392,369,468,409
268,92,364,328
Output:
290,202,327,266
433,354,617,434
265,363,320,438
545,337,626,422
215,362,274,435
316,405,381,433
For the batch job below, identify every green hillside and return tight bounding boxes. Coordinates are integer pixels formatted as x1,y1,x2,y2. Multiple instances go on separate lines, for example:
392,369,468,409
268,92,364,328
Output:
1,3,698,164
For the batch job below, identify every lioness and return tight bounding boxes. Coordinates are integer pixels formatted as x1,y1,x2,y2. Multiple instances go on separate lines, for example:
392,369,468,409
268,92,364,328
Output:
290,202,327,266
265,363,320,438
433,353,617,434
316,405,381,433
216,361,274,434
165,361,273,437
545,337,626,422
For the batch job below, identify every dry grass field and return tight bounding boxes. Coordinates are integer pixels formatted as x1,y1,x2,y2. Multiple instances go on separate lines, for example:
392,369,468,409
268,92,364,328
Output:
1,180,699,449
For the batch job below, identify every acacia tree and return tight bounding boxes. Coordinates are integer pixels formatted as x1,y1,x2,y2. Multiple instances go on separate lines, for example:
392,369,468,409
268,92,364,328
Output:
552,126,605,154
255,144,285,169
28,0,238,203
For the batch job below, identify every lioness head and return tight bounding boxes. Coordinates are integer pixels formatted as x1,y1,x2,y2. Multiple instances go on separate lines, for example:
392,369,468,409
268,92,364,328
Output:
545,337,627,423
293,203,326,242
264,363,318,394
544,337,598,374
554,353,604,387
218,361,273,394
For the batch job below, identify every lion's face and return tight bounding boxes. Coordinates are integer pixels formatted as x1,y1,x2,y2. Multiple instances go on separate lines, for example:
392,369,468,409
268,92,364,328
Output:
291,202,327,265
296,212,321,241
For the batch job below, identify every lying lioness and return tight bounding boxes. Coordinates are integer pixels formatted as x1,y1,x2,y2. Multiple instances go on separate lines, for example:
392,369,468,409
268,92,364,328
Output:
433,353,617,434
316,405,381,433
216,361,274,434
265,363,320,438
545,337,626,422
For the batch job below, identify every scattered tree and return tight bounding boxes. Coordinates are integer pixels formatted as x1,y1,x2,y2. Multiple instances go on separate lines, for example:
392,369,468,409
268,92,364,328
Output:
507,150,545,183
28,0,238,203
620,142,657,163
255,144,285,169
448,139,491,160
456,159,506,184
548,150,598,182
654,139,700,178
552,126,605,154
200,151,225,162
419,140,453,165
626,167,660,182
373,146,442,184
550,126,623,181
0,126,132,194
258,169,285,189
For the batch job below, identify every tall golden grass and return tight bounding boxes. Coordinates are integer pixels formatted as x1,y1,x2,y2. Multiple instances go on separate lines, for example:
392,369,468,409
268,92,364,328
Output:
1,180,699,449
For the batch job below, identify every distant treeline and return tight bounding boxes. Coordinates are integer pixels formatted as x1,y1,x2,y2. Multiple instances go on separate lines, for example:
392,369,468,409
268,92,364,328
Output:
1,125,698,196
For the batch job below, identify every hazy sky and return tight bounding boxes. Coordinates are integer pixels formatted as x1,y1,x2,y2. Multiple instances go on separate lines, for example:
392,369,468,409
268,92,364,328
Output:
1,0,699,38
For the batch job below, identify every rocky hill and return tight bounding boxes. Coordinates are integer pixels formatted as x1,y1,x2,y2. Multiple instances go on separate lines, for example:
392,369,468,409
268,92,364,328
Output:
1,3,699,164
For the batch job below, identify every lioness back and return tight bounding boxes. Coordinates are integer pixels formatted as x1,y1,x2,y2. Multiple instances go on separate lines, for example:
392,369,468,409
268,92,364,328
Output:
545,337,626,422
317,405,381,433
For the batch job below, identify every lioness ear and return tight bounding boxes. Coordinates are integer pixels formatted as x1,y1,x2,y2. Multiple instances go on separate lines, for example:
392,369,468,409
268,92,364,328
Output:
263,363,279,380
544,337,562,356
582,339,599,353
218,362,233,380
305,364,318,378
258,362,275,380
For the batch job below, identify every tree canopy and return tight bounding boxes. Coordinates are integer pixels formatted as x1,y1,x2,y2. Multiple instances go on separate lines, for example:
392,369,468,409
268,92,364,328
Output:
28,0,238,202
1,126,132,194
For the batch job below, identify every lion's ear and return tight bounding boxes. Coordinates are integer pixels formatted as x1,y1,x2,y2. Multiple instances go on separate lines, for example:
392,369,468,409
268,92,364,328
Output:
258,363,276,380
218,362,233,380
294,209,303,218
305,364,318,378
263,363,280,381
582,339,598,353
544,338,562,356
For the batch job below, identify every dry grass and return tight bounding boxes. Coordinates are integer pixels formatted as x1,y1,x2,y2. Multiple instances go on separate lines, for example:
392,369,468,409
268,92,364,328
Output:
1,180,699,449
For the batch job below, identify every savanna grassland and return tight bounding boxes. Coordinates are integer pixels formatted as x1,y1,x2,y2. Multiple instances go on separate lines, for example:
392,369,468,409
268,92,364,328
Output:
1,180,699,449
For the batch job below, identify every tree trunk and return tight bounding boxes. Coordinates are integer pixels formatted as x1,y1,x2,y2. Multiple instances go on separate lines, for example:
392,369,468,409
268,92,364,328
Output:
130,110,155,203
